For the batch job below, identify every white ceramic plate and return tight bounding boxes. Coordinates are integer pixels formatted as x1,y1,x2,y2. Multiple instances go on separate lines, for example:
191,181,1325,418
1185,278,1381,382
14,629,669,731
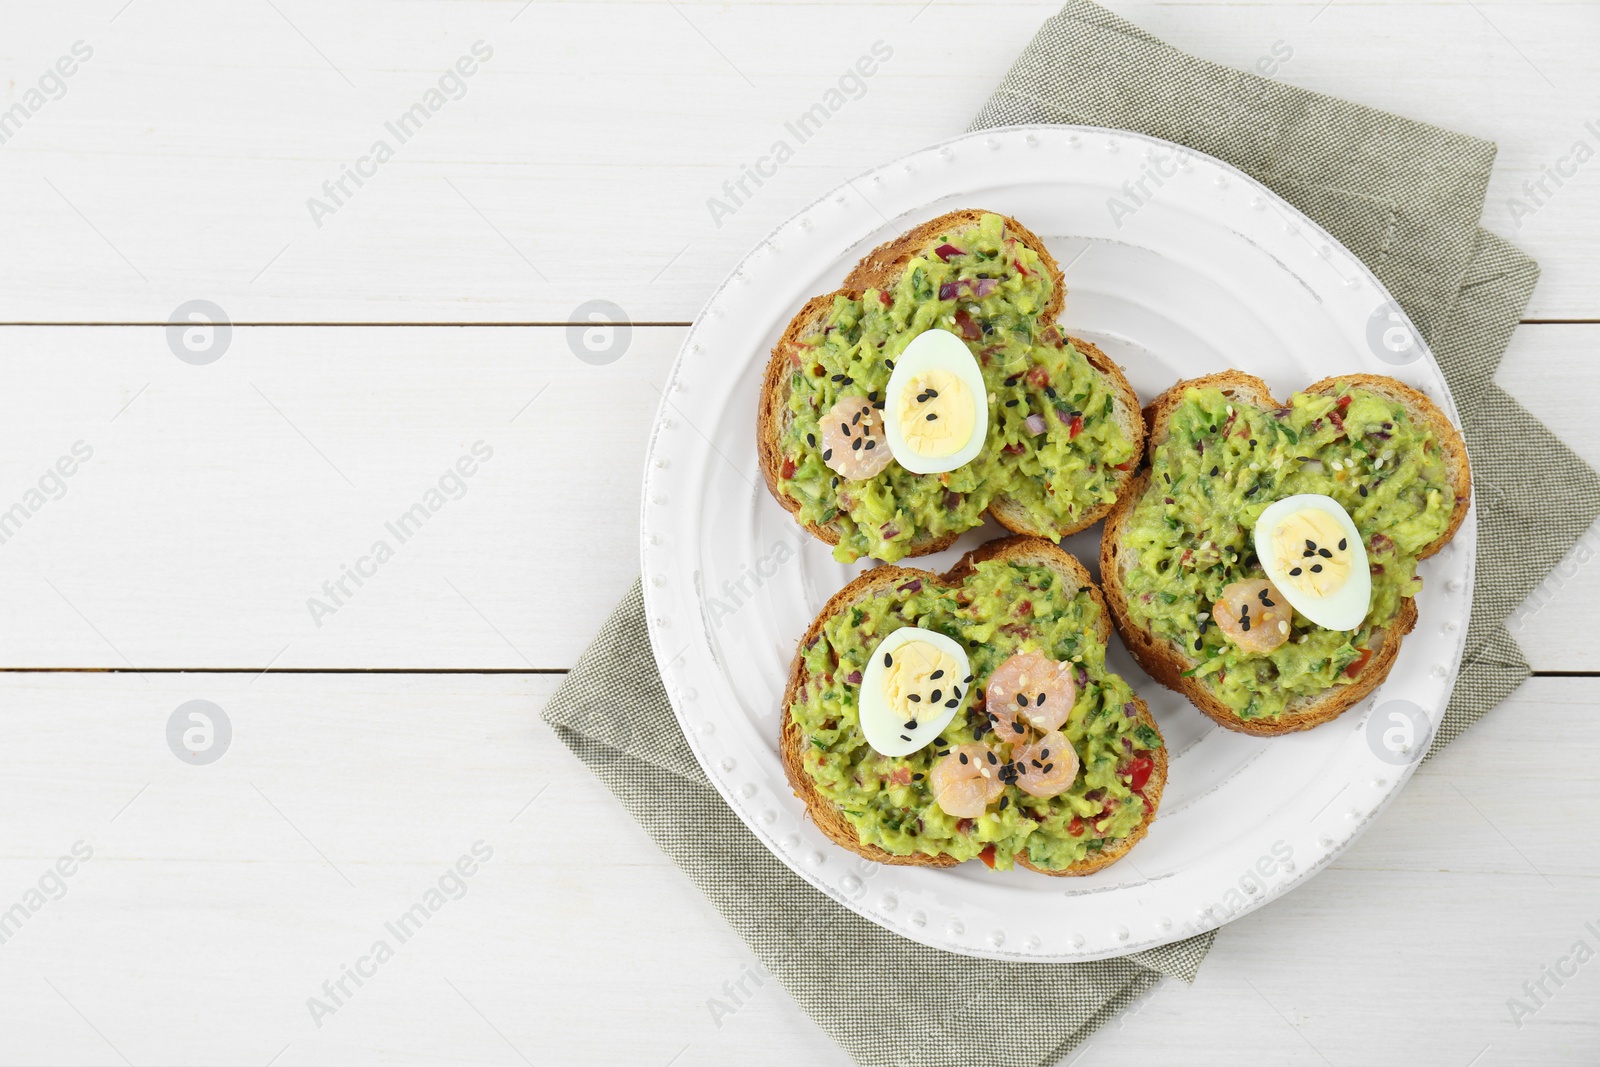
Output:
639,125,1474,962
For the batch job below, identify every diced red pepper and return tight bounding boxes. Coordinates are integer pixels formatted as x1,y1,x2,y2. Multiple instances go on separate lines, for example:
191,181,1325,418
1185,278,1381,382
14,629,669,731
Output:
877,290,892,308
1122,756,1154,793
957,818,975,834
1016,599,1032,617
780,457,796,480
1025,365,1050,388
979,843,998,868
953,308,982,341
1013,257,1031,277
1068,414,1085,439
1344,647,1374,678
1068,816,1085,837
1003,442,1025,455
1113,460,1135,471
933,243,964,262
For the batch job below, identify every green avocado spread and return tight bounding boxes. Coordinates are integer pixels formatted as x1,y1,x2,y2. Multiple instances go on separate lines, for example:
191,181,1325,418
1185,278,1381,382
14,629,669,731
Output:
776,213,1138,563
789,558,1163,872
1122,384,1459,721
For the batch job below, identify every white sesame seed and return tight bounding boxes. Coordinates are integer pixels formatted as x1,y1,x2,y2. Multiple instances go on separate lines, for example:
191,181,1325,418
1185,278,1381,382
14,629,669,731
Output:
1278,621,1289,634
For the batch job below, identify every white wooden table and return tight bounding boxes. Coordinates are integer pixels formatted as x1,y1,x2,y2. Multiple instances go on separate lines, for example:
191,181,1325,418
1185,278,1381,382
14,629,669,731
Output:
1,3,1596,1064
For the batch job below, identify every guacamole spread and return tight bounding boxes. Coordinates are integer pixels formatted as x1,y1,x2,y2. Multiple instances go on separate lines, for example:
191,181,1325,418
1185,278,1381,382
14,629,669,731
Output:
1122,384,1458,721
776,213,1138,563
790,558,1162,872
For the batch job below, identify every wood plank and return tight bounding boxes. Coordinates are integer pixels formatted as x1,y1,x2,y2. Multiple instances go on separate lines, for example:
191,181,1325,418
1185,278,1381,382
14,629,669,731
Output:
0,671,1591,1065
0,1,1594,323
0,321,1591,671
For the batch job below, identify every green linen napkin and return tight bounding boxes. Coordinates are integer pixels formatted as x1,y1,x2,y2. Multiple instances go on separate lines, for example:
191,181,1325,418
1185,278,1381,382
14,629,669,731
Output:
543,4,1600,1064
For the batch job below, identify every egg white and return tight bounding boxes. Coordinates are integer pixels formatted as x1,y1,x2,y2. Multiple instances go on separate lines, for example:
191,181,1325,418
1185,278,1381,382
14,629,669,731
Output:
882,329,989,475
857,625,971,757
1253,493,1372,631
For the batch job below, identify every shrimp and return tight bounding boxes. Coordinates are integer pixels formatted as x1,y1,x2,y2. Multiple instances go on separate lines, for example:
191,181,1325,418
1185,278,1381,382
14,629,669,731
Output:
984,651,1077,737
1009,730,1079,799
819,394,892,481
1212,578,1293,655
930,743,1005,818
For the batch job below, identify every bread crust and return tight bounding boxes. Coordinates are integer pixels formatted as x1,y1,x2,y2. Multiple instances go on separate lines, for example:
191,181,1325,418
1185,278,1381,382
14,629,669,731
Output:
757,209,1144,558
1100,372,1471,736
779,535,1167,876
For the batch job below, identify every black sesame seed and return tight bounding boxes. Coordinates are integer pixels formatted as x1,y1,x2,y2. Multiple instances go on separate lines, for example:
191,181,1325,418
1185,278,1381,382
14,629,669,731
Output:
1045,386,1057,398
1012,722,1025,734
830,373,843,382
1031,759,1042,769
1041,748,1050,758
1289,567,1302,576
912,772,924,781
1319,548,1332,559
908,693,921,702
1194,638,1203,650
841,376,853,385
822,448,833,461
1210,466,1219,477
930,689,942,702
806,433,816,447
1262,597,1275,607
852,411,861,425
1339,538,1348,550
1311,563,1323,573
926,389,939,399
884,359,895,370
1035,693,1046,706
926,412,938,421
1015,693,1027,707
1359,485,1369,497
1005,398,1019,407
930,669,944,680
999,796,1009,810
903,719,917,730
1241,619,1251,632
959,752,968,764
1249,439,1257,447
945,699,959,708
986,751,998,765
964,674,975,684
865,440,876,450
1042,762,1054,773
852,438,863,451
1305,539,1317,550
840,422,850,436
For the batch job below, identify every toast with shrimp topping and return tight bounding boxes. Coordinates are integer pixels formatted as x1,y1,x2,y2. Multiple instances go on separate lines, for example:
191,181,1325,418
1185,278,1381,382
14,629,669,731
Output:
780,536,1166,876
1101,372,1470,736
758,210,1144,564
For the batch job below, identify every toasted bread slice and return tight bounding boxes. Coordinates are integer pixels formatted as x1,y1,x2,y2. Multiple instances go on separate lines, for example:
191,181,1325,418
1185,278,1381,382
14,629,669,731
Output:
1100,372,1471,736
757,209,1144,558
780,535,1167,876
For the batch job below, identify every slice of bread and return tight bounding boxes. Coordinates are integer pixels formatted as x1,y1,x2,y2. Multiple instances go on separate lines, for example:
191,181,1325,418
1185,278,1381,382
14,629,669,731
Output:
1100,371,1471,736
758,209,1144,559
780,535,1167,876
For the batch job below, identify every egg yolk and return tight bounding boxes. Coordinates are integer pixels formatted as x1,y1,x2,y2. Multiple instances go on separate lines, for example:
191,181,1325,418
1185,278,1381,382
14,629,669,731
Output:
1271,507,1354,599
896,369,975,459
880,640,961,724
